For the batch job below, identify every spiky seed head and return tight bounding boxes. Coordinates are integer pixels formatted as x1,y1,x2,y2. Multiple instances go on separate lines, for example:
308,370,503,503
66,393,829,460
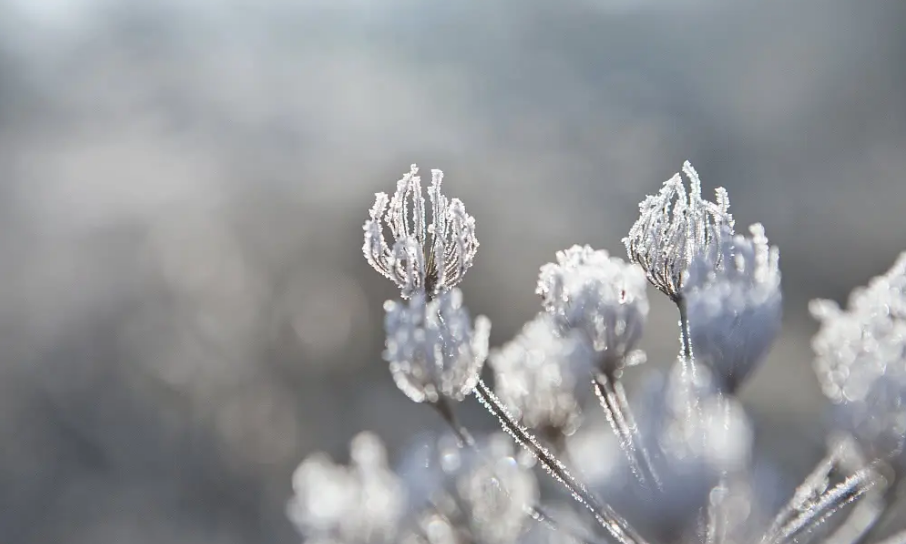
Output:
623,161,734,301
363,165,478,299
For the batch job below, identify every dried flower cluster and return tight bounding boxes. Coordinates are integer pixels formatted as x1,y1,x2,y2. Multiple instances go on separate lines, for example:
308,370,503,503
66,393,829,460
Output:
287,162,906,544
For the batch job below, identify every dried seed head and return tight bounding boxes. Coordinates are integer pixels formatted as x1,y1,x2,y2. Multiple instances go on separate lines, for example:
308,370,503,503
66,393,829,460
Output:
287,432,405,543
683,223,783,393
490,314,592,435
537,245,649,374
811,252,906,462
623,161,734,301
398,433,538,544
384,288,491,404
364,165,478,299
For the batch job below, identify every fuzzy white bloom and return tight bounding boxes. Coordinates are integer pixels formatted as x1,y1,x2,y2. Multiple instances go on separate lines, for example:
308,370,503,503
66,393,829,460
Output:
811,252,906,462
287,432,405,543
490,315,592,434
623,161,735,301
659,362,753,473
537,245,649,374
682,223,782,392
363,164,478,299
399,433,538,544
384,287,491,404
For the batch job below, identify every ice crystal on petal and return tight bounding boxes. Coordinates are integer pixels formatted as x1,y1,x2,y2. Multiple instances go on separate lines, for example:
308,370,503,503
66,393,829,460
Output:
384,288,491,404
287,432,405,543
490,314,592,435
811,252,906,462
537,245,649,374
363,165,478,299
683,223,783,392
623,161,734,301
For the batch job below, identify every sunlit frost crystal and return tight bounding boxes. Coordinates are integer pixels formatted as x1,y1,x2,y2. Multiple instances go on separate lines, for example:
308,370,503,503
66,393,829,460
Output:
811,252,906,462
683,223,782,392
363,164,478,299
287,432,405,543
537,245,649,373
623,161,734,301
384,287,491,404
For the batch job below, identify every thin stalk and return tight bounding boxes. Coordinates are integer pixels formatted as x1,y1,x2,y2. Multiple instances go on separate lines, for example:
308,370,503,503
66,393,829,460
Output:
593,374,662,492
473,379,647,544
676,296,695,379
776,466,880,544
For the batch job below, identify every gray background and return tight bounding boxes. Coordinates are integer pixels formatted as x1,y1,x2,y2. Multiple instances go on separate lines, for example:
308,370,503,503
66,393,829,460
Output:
1,0,905,542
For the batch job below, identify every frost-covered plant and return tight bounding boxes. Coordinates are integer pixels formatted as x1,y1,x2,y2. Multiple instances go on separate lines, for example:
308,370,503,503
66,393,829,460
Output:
363,164,478,299
287,432,405,544
489,314,590,439
811,252,906,466
288,162,906,544
384,287,491,405
683,223,783,393
537,245,649,375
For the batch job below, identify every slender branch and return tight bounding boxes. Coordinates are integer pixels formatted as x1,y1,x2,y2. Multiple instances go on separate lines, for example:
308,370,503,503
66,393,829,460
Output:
473,379,647,544
776,466,880,544
676,296,695,379
592,374,662,492
763,446,843,543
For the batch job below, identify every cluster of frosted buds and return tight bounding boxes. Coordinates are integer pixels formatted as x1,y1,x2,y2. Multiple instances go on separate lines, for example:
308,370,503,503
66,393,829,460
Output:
623,161,734,302
489,315,592,438
363,164,478,299
537,245,649,375
682,223,783,393
287,432,405,544
811,252,906,463
384,287,491,404
399,433,538,544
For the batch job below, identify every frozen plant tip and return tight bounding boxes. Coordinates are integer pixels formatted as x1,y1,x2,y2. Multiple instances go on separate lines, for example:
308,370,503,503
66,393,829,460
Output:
811,252,906,464
537,245,649,375
683,223,782,393
363,164,478,299
623,161,734,302
384,287,491,404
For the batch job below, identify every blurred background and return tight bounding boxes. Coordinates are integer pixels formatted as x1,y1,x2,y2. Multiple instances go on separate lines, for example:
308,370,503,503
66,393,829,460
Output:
1,0,905,542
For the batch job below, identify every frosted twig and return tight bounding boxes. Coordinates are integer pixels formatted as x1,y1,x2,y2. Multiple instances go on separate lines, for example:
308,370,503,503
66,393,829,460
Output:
473,379,647,544
593,373,661,492
775,466,880,544
763,446,844,542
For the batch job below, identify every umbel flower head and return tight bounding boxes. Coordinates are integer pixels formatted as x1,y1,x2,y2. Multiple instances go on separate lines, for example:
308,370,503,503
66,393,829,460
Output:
624,161,734,301
398,433,538,544
384,287,491,404
811,252,906,463
683,223,783,393
363,164,478,299
287,432,405,544
490,314,592,435
537,245,649,374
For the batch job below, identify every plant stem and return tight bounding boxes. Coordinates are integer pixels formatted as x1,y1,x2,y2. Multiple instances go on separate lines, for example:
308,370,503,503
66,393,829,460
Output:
474,379,647,544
